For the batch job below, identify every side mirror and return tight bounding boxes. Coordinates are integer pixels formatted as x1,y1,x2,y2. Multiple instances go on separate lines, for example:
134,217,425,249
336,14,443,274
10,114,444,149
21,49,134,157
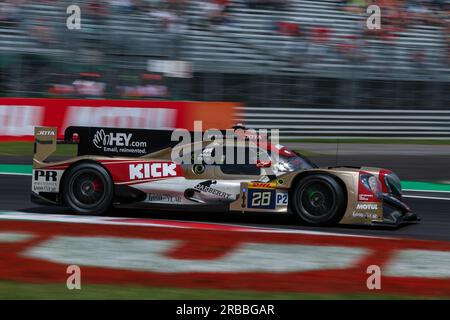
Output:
256,160,272,168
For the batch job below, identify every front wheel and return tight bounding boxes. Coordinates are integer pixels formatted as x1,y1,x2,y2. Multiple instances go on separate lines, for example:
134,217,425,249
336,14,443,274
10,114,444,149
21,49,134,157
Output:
291,174,346,226
62,162,113,215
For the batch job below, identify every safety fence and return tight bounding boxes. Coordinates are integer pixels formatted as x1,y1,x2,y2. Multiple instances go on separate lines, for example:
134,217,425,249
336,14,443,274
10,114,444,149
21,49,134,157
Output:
236,107,450,140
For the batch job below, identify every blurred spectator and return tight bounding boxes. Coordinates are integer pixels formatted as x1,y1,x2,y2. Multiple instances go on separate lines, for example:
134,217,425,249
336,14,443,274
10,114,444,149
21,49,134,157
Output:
335,34,367,63
410,46,427,71
404,0,441,25
341,0,449,28
50,73,106,97
166,0,189,10
0,0,22,27
73,73,106,97
149,4,186,58
117,73,169,99
205,0,232,26
430,0,447,10
307,26,332,61
341,0,369,13
150,6,186,33
363,1,404,39
245,0,288,9
446,24,450,66
405,0,430,15
110,0,137,14
86,0,109,20
276,21,309,65
276,21,300,36
29,18,57,46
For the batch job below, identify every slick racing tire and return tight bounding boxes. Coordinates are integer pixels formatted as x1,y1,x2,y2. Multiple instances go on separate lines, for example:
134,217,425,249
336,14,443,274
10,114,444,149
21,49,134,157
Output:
291,174,346,226
62,162,113,216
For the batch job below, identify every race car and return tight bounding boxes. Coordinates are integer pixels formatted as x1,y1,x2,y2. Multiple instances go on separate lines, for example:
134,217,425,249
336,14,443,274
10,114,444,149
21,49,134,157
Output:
31,125,419,227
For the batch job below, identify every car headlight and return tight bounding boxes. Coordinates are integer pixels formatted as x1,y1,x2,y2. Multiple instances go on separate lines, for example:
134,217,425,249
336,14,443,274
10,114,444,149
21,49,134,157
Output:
360,173,382,199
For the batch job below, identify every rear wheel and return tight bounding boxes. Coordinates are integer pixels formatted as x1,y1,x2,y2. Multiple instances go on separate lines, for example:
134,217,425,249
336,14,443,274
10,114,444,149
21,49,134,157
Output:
291,174,346,226
62,162,113,215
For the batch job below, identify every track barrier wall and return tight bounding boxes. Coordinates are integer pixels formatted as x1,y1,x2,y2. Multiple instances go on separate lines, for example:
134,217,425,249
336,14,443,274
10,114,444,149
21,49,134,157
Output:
0,98,238,141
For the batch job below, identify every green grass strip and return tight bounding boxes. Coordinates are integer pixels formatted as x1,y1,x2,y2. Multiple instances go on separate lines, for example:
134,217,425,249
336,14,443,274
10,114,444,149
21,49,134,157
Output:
0,142,76,156
0,164,32,174
0,281,438,300
402,181,450,192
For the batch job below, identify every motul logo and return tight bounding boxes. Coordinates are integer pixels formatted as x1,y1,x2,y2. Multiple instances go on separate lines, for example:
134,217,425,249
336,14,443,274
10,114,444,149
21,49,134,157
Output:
129,163,178,180
356,203,378,210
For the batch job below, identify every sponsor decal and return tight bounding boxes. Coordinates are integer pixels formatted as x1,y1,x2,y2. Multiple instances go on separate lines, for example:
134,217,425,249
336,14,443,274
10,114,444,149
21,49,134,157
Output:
129,162,179,180
356,203,378,210
352,212,379,220
276,192,288,205
194,180,231,199
248,181,276,189
32,169,63,193
93,129,147,154
247,189,276,209
147,193,182,203
37,129,56,136
358,194,375,202
352,201,381,220
358,172,382,203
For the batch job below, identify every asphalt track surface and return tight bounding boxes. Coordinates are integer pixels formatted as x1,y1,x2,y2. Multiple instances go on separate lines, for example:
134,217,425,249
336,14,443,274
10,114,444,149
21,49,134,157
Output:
1,149,449,241
1,172,449,242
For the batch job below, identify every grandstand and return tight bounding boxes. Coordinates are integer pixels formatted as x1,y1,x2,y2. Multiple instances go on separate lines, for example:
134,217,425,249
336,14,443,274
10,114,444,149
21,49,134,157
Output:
0,0,449,108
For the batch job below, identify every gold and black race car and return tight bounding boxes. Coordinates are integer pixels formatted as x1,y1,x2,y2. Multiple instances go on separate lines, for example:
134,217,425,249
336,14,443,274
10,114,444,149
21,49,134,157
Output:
31,125,419,227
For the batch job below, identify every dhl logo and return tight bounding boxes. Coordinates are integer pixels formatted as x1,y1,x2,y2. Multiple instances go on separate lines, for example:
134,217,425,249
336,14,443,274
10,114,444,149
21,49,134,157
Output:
248,181,277,189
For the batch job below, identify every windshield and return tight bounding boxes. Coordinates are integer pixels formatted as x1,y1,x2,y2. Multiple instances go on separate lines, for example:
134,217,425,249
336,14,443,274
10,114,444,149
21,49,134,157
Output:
272,150,317,174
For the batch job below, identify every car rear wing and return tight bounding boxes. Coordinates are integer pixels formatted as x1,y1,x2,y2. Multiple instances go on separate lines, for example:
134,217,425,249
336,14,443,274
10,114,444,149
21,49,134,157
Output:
33,125,178,162
64,126,177,157
34,125,277,163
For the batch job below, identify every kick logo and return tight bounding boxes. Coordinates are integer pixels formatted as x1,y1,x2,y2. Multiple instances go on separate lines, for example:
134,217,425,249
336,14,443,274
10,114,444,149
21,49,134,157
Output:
129,162,178,180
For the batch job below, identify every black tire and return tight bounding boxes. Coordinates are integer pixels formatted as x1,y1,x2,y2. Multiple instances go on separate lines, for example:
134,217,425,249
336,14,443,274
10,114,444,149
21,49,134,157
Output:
291,174,346,226
62,162,113,215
